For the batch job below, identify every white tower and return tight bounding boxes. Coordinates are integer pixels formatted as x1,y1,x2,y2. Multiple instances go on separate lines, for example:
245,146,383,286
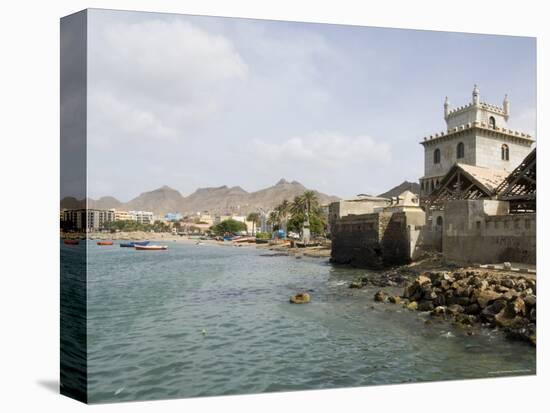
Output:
472,84,480,105
444,96,450,118
503,94,510,120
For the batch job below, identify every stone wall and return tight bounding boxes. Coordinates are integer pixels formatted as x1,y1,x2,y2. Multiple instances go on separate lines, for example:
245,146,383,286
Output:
331,210,426,268
443,200,536,265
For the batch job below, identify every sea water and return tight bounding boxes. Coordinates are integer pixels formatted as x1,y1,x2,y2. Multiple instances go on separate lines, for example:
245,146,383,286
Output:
62,241,535,403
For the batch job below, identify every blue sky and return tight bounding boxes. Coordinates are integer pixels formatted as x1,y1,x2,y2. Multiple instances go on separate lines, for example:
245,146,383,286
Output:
86,9,536,200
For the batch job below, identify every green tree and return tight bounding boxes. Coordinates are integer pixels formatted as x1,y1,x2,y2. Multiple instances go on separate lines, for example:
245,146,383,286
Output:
275,199,291,232
210,219,248,236
267,211,279,231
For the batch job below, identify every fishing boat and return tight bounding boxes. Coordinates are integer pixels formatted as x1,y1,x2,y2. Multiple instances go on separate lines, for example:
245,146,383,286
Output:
97,241,113,246
134,244,168,251
120,241,150,248
63,239,79,245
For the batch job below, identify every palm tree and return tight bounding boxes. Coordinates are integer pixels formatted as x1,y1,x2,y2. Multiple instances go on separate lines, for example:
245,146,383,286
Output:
275,199,291,232
246,212,260,235
267,211,279,231
301,190,319,216
290,195,305,215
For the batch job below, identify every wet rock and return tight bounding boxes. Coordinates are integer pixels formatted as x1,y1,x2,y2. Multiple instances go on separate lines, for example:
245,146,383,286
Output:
529,308,536,322
374,290,387,302
407,301,418,310
349,281,363,289
289,293,310,304
464,303,480,315
416,275,431,286
431,306,447,316
447,304,465,315
480,300,507,323
417,300,434,312
476,290,502,309
388,295,401,304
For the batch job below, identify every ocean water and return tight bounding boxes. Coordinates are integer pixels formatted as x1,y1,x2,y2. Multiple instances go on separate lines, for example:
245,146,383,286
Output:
65,241,535,403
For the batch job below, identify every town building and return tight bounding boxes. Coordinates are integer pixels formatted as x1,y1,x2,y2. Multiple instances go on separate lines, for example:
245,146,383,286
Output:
419,86,534,197
164,212,182,222
111,209,135,221
62,208,115,231
129,210,154,225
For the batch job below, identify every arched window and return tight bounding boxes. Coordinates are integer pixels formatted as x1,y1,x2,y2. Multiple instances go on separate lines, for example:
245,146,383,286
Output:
436,216,443,226
430,181,435,192
434,148,441,164
435,179,440,188
421,181,425,192
489,116,496,129
501,144,509,161
456,142,464,159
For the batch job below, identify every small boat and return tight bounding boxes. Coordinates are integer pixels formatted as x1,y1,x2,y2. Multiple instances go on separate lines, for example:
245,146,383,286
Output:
97,241,113,246
63,239,79,245
135,245,168,251
120,241,150,248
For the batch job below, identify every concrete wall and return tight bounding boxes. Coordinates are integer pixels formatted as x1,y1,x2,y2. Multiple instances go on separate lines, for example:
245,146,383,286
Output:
443,200,536,265
328,198,389,234
422,131,476,180
475,133,533,173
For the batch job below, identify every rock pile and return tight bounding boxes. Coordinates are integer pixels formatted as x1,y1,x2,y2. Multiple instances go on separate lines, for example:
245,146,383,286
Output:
376,270,536,346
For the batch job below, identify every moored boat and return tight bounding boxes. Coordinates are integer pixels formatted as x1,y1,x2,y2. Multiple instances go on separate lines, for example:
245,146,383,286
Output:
63,239,79,245
135,244,168,251
97,241,114,246
120,241,150,248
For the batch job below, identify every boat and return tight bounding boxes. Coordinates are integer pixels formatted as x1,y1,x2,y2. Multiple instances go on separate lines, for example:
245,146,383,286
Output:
63,239,79,245
97,241,113,246
120,241,150,248
134,245,168,251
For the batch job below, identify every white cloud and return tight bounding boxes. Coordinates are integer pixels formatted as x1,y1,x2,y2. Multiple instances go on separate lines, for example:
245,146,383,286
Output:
88,18,249,145
253,131,392,169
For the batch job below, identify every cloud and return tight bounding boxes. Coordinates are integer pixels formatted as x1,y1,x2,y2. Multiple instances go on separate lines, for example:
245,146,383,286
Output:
253,131,392,169
88,18,248,145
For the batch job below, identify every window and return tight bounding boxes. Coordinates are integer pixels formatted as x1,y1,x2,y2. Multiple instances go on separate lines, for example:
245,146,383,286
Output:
436,216,443,227
434,148,441,164
501,144,509,161
430,181,435,192
457,142,464,159
489,116,496,129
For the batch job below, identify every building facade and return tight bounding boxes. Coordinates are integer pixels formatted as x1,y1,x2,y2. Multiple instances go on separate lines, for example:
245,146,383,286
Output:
419,86,534,196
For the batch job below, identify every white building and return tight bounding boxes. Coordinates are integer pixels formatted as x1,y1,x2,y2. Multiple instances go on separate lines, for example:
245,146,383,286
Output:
129,210,154,225
419,85,534,196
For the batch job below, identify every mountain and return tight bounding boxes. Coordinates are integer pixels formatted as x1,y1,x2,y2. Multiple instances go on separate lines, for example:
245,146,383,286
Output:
124,186,185,215
60,179,340,216
377,181,420,199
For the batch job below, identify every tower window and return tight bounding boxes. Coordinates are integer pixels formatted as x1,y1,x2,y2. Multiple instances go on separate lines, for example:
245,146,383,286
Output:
489,116,496,129
434,148,441,164
501,144,509,161
457,142,465,159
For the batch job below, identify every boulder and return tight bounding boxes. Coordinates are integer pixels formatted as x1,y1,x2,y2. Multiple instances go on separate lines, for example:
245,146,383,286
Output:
407,301,418,310
349,281,363,289
388,295,401,304
416,275,432,286
374,291,387,302
476,290,502,309
417,300,435,312
480,300,507,323
431,306,447,316
447,304,465,315
464,303,480,315
290,293,311,304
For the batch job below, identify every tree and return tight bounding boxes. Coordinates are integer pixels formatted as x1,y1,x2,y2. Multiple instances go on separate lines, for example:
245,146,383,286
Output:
210,219,247,236
246,212,260,235
267,211,279,231
275,199,291,232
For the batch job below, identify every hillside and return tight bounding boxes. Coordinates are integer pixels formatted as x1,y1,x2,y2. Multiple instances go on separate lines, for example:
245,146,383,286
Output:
377,181,420,199
60,179,340,216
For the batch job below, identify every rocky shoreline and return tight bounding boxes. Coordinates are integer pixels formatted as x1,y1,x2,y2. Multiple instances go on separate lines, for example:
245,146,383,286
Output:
351,268,536,346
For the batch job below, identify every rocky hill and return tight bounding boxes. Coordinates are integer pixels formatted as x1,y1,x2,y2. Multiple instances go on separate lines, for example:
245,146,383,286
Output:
61,179,340,216
378,181,420,199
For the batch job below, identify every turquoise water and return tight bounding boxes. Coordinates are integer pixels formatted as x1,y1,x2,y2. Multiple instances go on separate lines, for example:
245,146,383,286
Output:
76,241,535,403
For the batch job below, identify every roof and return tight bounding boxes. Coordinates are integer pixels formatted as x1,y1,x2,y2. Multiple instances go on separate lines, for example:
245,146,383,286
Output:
456,163,510,192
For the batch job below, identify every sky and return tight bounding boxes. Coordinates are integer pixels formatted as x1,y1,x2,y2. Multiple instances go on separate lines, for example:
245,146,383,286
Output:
83,9,536,201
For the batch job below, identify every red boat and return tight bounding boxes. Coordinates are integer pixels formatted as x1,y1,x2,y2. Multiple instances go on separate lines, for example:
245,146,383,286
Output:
135,245,168,251
63,239,79,245
97,241,114,246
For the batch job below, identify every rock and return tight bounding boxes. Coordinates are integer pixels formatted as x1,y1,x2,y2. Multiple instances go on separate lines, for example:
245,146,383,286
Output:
431,306,447,316
407,301,418,310
456,297,471,307
416,275,432,286
501,278,516,289
480,300,507,323
476,290,502,309
289,293,311,304
503,262,512,270
349,281,363,289
464,303,480,315
529,308,536,322
510,297,526,316
447,304,465,315
374,291,387,302
417,300,435,312
388,295,401,304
